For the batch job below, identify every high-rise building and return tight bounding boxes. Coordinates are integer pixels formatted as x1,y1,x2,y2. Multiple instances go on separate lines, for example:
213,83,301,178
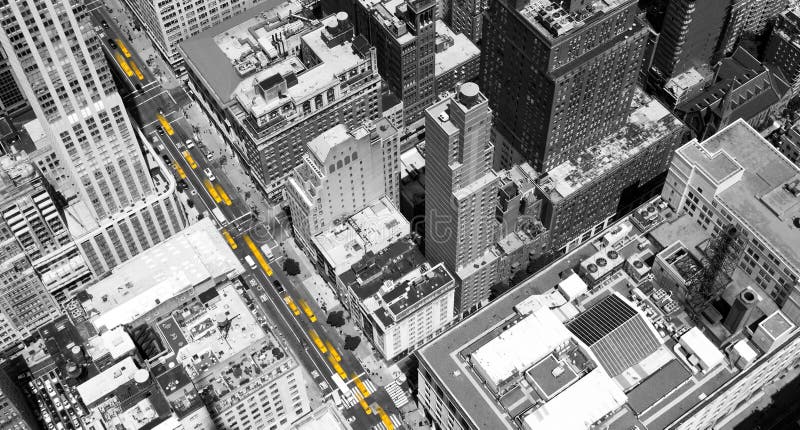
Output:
481,0,647,171
425,83,498,315
739,0,788,35
0,0,186,278
766,7,800,98
353,0,437,136
0,0,153,220
433,20,480,96
180,2,383,201
0,207,60,352
285,118,400,252
121,0,299,72
0,50,26,118
663,119,800,318
450,0,486,43
0,365,37,429
651,0,739,84
534,89,689,254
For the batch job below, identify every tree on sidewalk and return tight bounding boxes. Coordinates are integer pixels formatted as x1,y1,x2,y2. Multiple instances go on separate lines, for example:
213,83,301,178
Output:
283,258,300,276
344,335,361,351
326,311,345,327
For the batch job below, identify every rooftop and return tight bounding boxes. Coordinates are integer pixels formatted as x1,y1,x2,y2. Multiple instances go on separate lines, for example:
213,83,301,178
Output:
538,89,683,200
565,293,663,376
433,20,480,77
164,285,271,379
676,119,800,272
312,196,410,274
364,262,454,328
81,219,244,331
179,0,309,102
181,2,377,138
341,236,427,301
417,196,800,430
76,356,141,406
517,0,633,41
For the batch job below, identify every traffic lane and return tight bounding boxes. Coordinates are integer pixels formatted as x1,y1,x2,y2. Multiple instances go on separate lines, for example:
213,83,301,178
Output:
249,269,374,427
160,124,245,221
265,256,369,382
165,115,249,220
245,266,342,393
152,128,219,214
92,7,153,83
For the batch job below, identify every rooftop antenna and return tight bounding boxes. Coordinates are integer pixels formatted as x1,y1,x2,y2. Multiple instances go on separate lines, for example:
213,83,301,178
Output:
216,313,240,347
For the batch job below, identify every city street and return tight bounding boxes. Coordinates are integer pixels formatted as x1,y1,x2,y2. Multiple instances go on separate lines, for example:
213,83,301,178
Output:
90,6,407,429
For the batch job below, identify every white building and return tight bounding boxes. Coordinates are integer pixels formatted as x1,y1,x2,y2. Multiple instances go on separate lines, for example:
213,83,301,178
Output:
177,285,311,430
79,218,244,331
284,118,399,253
360,262,456,360
662,119,800,320
0,0,187,280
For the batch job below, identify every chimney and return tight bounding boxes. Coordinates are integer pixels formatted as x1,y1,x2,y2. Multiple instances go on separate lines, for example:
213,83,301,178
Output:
724,287,759,334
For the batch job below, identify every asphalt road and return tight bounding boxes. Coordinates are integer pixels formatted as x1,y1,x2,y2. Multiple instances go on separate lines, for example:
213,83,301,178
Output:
89,6,403,429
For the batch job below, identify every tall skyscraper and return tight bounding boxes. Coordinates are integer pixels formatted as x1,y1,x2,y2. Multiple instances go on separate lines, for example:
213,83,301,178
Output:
0,50,26,118
0,0,186,277
353,0,437,135
766,7,800,97
285,118,400,252
481,0,647,171
651,0,739,83
450,0,487,42
425,83,498,315
0,0,152,221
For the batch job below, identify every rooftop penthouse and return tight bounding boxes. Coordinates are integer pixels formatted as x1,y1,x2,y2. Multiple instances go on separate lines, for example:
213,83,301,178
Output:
537,89,682,201
181,2,378,140
358,0,435,44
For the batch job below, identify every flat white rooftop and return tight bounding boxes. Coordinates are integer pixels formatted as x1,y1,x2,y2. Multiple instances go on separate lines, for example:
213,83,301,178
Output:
83,218,244,331
312,197,409,275
76,356,140,406
175,284,267,379
434,20,479,77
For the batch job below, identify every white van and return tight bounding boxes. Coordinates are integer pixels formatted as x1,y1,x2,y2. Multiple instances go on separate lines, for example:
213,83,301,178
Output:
244,255,257,270
260,244,274,260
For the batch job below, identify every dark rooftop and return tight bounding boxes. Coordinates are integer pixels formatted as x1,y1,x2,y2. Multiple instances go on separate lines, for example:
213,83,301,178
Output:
526,353,578,399
344,237,426,301
383,263,453,318
627,360,692,415
566,293,662,376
